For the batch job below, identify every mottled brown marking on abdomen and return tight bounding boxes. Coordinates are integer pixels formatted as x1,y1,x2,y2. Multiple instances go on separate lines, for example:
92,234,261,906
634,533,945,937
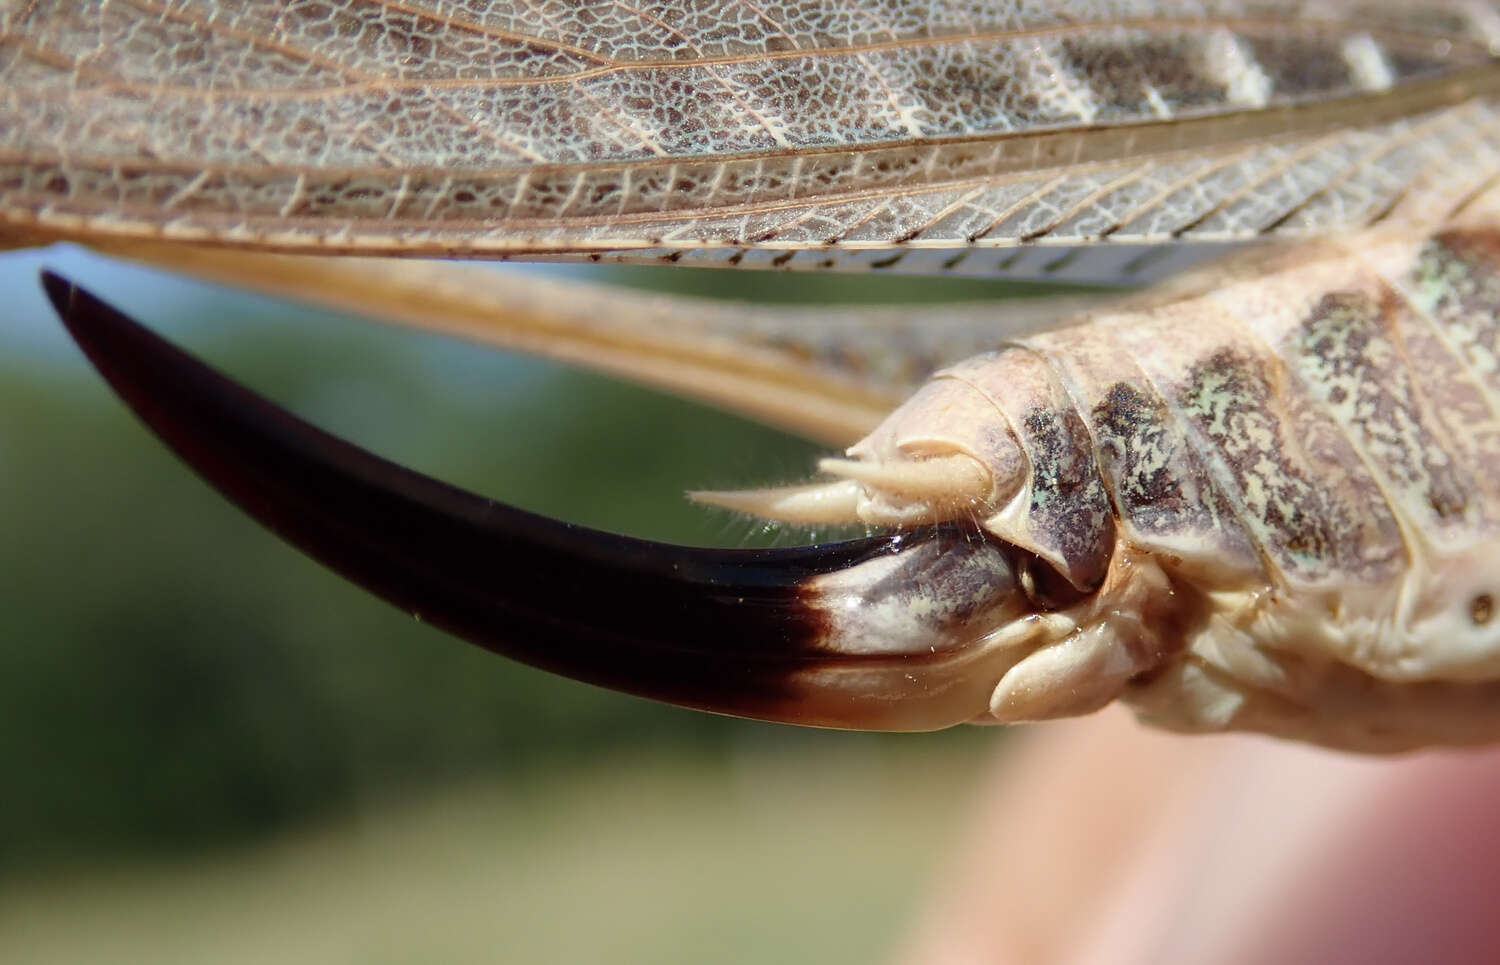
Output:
1106,295,1405,587
962,348,1116,592
1283,287,1485,544
1406,230,1500,400
1022,322,1261,584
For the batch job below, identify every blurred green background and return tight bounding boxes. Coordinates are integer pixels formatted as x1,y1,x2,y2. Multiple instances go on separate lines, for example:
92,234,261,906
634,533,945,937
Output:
0,247,1024,962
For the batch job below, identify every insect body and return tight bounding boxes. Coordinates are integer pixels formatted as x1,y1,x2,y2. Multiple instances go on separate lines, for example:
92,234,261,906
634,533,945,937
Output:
13,1,1500,750
41,217,1500,752
720,223,1500,751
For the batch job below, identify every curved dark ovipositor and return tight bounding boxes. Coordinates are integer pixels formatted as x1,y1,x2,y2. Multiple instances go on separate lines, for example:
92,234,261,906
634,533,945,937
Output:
40,272,1027,733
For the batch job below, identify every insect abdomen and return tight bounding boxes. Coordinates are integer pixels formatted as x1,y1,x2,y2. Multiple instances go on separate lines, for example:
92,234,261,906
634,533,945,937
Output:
1025,230,1500,589
703,226,1500,747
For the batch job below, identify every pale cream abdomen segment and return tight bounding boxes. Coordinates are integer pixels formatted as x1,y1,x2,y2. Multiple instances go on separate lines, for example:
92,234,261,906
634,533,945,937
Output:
943,350,1116,592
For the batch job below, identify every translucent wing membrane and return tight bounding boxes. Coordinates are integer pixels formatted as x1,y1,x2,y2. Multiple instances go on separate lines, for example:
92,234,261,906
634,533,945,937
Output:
6,1,1500,280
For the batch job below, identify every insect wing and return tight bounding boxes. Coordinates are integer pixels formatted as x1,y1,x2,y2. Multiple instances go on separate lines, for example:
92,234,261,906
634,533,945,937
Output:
4,1,1500,280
